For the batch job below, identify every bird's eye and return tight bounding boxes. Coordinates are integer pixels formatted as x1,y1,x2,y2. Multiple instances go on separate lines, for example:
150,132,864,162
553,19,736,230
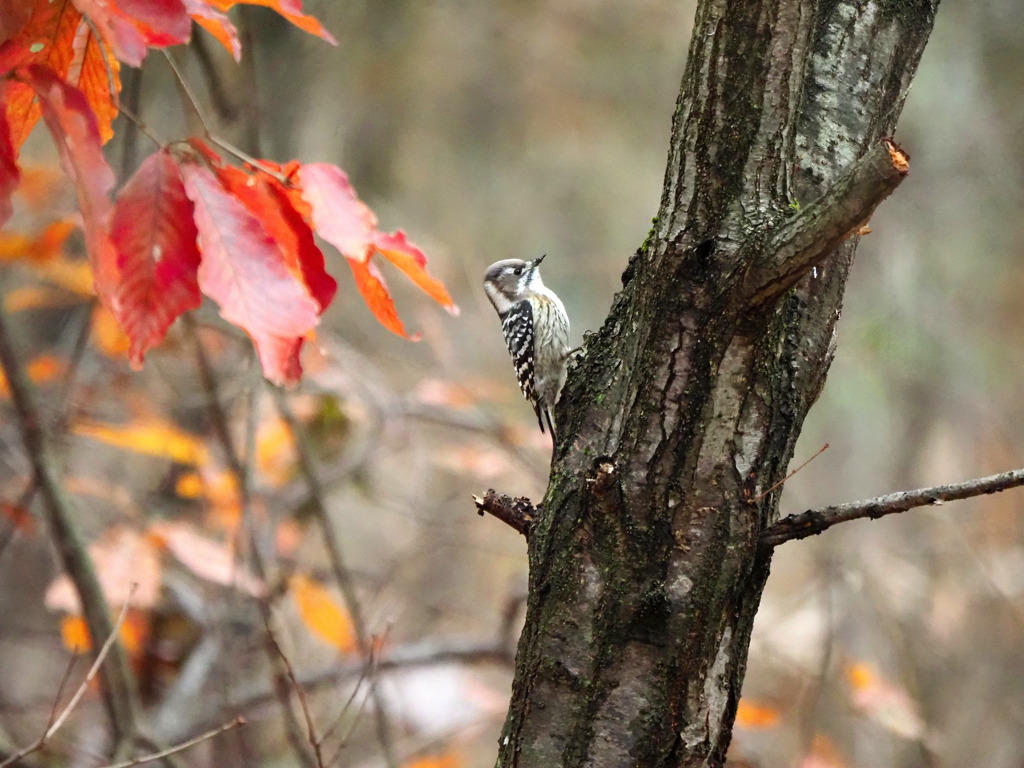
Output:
513,267,523,276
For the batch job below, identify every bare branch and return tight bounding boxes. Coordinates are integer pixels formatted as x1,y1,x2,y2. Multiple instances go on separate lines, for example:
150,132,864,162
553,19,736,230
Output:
99,717,246,768
0,593,134,768
0,309,140,746
174,636,514,740
473,489,537,537
270,385,400,767
761,467,1024,547
264,617,325,768
745,139,910,309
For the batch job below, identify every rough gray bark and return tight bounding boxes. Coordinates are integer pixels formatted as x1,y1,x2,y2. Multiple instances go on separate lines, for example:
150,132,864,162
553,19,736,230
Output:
495,1,938,766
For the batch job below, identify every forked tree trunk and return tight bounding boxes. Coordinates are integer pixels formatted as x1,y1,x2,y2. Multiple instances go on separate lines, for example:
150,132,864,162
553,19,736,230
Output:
496,1,939,766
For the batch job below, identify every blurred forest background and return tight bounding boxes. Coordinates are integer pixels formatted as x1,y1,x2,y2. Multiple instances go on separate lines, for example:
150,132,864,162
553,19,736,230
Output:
2,0,1023,766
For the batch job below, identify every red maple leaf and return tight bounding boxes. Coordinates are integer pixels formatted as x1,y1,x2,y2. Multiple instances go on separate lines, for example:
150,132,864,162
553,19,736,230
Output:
200,150,336,313
0,0,34,44
298,162,457,338
108,149,202,366
0,98,19,227
22,64,116,294
115,0,191,49
179,160,322,385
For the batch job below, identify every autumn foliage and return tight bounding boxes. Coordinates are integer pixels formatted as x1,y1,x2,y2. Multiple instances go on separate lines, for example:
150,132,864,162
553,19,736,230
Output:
0,0,457,385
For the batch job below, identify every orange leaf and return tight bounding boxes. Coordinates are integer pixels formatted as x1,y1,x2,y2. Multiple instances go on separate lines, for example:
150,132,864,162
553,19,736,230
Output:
374,230,458,315
845,662,925,740
403,753,462,768
59,609,150,658
27,353,63,382
107,149,201,366
179,159,321,385
347,255,409,338
3,1,121,146
290,573,356,653
735,699,780,729
206,0,335,44
182,0,239,59
3,0,80,149
72,417,209,464
67,12,121,143
60,614,91,651
0,353,64,395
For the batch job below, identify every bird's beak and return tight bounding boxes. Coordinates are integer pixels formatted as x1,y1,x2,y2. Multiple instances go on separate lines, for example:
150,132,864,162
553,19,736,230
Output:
531,254,546,270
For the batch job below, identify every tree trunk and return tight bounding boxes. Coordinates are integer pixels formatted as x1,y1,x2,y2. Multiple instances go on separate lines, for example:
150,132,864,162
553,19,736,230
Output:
496,1,938,766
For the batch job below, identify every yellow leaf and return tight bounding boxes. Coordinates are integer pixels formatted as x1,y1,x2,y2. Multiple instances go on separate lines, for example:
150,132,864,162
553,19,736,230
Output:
0,220,76,263
59,610,150,660
4,285,79,312
290,573,356,653
72,418,209,464
35,255,94,295
256,417,296,487
174,472,204,499
172,468,241,532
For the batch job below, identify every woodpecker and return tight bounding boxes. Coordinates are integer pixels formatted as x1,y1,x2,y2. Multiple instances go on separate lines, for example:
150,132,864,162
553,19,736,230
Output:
483,254,570,436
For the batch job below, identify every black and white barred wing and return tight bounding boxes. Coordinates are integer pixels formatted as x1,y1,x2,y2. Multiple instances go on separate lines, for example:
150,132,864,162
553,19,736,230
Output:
500,301,542,426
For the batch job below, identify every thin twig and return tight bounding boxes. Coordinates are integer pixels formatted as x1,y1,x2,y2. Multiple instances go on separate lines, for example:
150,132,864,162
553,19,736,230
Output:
264,617,326,768
162,48,288,183
754,443,829,502
162,50,213,136
99,717,246,768
117,105,166,152
761,467,1024,547
269,386,400,768
183,321,318,768
168,636,514,741
44,649,81,733
0,592,134,768
0,309,140,747
323,629,389,768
